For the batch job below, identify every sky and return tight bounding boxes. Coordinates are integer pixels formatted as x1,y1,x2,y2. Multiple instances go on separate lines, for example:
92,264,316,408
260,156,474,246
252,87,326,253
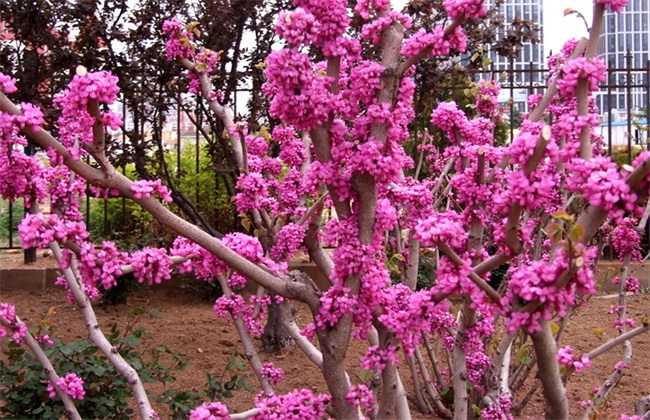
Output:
544,0,594,56
389,0,596,58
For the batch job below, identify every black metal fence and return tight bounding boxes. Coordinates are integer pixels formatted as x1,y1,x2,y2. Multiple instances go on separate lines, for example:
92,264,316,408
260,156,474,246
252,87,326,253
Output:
1,59,649,250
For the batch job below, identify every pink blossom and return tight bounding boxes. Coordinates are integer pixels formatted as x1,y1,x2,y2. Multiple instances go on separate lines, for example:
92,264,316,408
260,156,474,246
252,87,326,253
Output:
402,26,467,57
263,48,333,130
354,0,391,20
557,346,591,373
260,362,285,385
443,0,487,20
611,220,642,262
275,8,319,46
413,210,468,251
360,344,399,373
48,373,85,400
213,293,264,337
130,179,173,202
162,18,195,60
254,389,330,419
481,396,514,420
0,73,17,93
189,402,230,419
557,57,606,98
129,247,173,285
271,223,306,261
345,384,376,414
597,0,629,13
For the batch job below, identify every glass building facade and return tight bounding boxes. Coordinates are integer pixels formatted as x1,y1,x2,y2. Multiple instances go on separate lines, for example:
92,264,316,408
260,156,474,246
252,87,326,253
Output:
597,0,650,117
485,0,546,84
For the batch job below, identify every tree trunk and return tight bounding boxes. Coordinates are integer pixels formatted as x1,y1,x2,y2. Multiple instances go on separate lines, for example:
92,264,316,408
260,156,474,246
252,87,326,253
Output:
262,295,295,353
531,321,569,420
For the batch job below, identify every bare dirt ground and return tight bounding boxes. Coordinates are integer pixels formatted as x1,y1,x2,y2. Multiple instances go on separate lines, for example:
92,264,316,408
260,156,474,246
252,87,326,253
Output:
1,251,649,418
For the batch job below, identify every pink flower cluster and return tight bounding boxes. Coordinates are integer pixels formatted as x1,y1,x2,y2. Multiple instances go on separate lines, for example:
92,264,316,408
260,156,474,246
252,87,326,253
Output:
503,245,597,332
317,284,357,329
57,70,120,111
443,0,487,20
475,80,501,118
187,49,222,94
189,401,230,420
401,26,467,57
345,384,376,414
413,210,468,251
254,389,331,419
360,344,399,374
611,220,642,262
566,157,641,221
275,8,319,46
361,12,412,45
74,241,127,291
213,293,264,337
171,237,226,280
162,18,195,60
263,48,333,130
557,57,606,98
260,362,285,385
597,0,629,13
481,396,514,420
18,213,89,250
557,346,591,373
0,303,27,343
130,247,173,286
270,223,306,260
130,179,173,202
292,0,349,47
274,126,305,168
354,0,391,18
378,285,453,354
0,73,17,93
222,232,265,263
48,373,86,400
430,101,469,143
54,70,121,160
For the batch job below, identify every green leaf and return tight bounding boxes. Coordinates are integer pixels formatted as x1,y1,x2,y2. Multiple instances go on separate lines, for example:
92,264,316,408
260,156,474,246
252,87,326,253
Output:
549,321,560,335
514,345,529,366
226,355,246,371
552,210,574,223
544,222,563,244
131,307,146,316
568,224,585,243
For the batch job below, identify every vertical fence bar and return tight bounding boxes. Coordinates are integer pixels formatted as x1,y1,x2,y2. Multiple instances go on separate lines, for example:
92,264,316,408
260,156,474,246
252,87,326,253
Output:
646,59,650,151
8,200,13,248
626,51,633,164
608,60,613,156
177,93,182,177
509,57,515,141
195,97,201,206
121,98,127,231
24,140,36,263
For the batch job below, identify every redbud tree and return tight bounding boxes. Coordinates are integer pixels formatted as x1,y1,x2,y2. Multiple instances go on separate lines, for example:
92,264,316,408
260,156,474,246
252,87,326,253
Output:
1,0,650,419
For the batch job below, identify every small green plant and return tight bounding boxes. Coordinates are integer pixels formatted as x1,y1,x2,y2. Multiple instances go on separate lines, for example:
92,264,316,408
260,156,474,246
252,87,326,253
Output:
0,307,186,419
156,354,255,419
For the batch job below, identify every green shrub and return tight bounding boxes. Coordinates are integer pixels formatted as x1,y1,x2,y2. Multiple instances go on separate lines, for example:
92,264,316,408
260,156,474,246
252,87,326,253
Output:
0,200,23,248
155,354,254,419
0,308,186,419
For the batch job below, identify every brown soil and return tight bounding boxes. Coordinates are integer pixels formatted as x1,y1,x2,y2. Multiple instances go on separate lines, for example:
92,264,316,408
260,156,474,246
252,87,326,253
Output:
1,252,649,418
